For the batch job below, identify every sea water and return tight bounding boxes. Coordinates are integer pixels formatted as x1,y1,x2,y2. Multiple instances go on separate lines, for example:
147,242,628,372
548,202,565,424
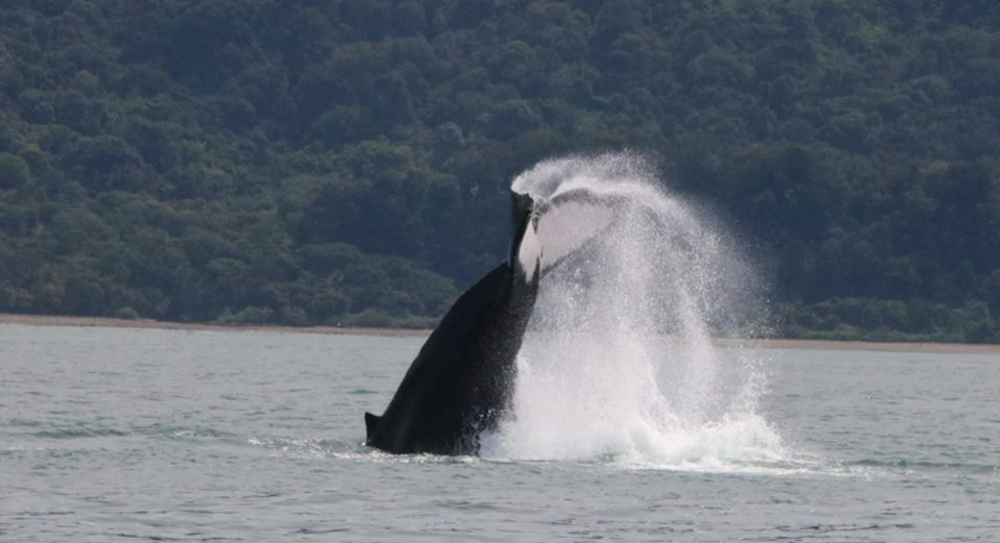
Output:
2,323,998,542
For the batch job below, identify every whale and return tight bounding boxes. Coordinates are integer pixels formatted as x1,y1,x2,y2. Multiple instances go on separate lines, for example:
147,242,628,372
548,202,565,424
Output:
364,191,541,455
364,184,620,455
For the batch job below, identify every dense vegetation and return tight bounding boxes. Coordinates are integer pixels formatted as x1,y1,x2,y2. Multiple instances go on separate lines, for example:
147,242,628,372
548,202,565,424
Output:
2,0,1000,342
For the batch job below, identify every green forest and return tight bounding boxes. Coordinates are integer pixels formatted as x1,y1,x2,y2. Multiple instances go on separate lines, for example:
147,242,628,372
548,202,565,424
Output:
2,0,1000,342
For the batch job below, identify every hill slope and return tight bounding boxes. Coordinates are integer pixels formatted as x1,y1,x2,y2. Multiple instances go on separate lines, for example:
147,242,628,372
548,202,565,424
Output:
1,1,999,341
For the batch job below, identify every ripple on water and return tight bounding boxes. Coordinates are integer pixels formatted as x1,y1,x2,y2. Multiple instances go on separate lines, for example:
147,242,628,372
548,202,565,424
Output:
32,425,129,439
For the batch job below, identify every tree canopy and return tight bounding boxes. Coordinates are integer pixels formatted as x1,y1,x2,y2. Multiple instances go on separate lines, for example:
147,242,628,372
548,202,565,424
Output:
1,0,1000,341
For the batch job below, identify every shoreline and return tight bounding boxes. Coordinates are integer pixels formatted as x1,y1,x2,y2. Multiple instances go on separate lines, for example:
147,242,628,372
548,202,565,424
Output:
0,313,430,338
2,313,999,354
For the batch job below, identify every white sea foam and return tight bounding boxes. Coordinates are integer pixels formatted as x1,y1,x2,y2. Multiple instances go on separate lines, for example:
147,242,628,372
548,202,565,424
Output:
485,154,784,471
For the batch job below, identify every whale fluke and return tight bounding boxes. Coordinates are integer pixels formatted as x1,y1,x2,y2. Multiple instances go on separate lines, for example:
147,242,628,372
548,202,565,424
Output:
364,191,540,455
364,412,380,439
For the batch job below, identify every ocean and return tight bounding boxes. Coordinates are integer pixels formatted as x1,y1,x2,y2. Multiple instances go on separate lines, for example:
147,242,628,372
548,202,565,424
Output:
2,323,998,542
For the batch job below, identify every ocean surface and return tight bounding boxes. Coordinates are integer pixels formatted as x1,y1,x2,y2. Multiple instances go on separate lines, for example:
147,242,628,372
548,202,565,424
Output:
2,323,998,542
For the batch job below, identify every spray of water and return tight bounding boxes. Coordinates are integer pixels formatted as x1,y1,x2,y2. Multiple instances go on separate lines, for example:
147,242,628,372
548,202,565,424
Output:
483,154,787,470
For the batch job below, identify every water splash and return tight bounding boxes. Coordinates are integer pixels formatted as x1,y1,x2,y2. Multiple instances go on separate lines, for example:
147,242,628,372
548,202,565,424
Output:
486,154,784,470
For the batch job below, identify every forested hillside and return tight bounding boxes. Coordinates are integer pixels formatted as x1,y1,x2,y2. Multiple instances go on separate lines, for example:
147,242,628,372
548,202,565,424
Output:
2,0,1000,341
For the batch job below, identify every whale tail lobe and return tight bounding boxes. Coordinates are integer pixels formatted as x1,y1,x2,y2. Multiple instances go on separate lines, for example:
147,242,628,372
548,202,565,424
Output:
364,412,380,444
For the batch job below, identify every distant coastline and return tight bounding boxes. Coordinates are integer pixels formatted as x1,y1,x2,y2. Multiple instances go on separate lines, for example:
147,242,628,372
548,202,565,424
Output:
0,313,430,338
3,313,999,354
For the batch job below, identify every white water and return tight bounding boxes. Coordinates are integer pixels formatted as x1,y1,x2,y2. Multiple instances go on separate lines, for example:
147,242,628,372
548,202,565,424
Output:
487,154,785,469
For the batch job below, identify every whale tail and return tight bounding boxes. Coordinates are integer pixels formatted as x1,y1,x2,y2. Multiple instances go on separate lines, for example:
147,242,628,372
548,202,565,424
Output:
364,412,380,444
363,188,621,455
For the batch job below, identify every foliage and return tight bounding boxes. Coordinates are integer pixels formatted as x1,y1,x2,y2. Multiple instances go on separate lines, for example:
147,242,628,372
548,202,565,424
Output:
1,1,1000,341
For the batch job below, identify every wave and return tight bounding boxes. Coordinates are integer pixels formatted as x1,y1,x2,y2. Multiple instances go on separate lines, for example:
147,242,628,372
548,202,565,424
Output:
29,425,129,439
842,457,1000,476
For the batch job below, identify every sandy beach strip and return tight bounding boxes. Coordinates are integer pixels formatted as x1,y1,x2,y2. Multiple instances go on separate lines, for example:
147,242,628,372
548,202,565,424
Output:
715,337,1000,355
0,313,429,338
2,313,999,354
